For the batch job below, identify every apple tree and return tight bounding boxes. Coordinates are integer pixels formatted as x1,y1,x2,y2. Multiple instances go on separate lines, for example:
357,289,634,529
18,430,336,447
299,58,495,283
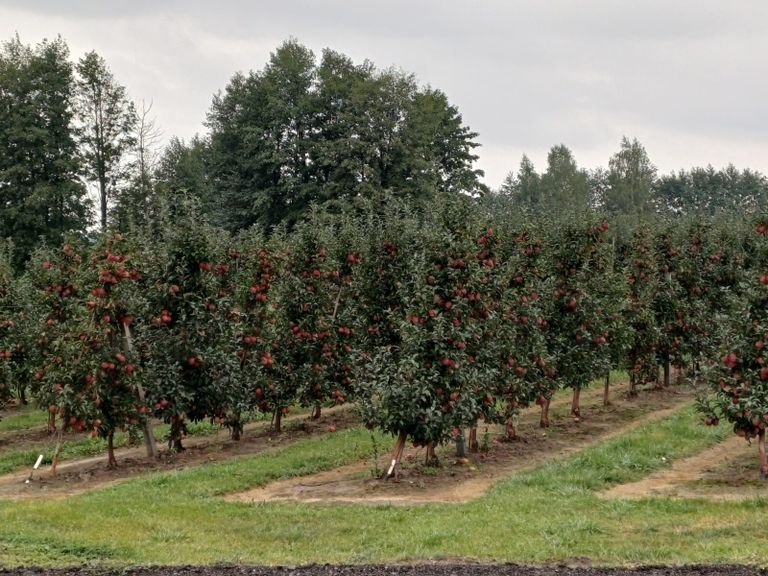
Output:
25,239,149,471
0,243,17,405
544,215,622,420
356,198,502,476
137,206,242,449
495,223,554,434
698,218,768,478
624,224,662,394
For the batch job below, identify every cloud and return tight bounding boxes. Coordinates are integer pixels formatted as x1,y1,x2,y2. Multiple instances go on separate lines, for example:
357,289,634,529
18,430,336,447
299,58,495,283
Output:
2,0,767,187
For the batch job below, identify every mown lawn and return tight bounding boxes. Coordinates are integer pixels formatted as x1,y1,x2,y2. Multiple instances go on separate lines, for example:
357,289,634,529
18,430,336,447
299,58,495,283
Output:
0,404,765,567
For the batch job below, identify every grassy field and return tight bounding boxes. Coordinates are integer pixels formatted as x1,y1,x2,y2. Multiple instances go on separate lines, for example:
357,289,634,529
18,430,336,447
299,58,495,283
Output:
0,402,766,567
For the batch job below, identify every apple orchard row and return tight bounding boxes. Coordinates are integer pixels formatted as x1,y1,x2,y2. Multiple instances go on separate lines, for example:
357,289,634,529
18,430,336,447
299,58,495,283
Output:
1,200,767,475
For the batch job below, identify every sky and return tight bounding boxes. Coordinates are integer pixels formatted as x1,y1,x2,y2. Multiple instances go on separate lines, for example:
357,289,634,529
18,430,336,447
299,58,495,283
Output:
2,0,767,188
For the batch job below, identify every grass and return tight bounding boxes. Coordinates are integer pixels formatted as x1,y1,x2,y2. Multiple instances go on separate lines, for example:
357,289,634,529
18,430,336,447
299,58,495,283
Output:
1,402,767,567
0,403,48,432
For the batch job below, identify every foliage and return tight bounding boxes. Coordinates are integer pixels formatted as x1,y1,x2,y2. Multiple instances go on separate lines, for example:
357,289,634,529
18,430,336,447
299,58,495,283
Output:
0,35,89,268
654,165,768,216
698,218,768,449
135,200,242,448
0,242,16,404
544,215,622,394
539,145,591,213
206,40,487,232
75,50,137,230
604,137,656,217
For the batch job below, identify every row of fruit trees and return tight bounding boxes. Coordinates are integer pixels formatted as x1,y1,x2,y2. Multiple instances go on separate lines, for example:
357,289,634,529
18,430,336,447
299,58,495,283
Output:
1,198,767,478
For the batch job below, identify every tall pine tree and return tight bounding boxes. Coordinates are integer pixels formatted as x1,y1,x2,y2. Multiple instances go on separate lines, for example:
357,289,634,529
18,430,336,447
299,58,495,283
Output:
0,36,88,268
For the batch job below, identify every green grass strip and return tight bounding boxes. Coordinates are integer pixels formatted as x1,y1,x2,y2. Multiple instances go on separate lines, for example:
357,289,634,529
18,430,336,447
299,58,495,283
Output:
0,405,48,433
1,404,767,567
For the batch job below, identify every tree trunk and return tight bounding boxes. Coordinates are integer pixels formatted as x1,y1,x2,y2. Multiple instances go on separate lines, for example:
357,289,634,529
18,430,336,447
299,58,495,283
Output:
99,162,108,230
230,413,242,441
539,396,551,428
425,442,438,466
603,372,611,406
107,430,117,468
455,431,466,458
123,323,158,459
47,412,56,435
468,427,479,452
571,387,581,421
19,386,27,405
273,409,282,434
170,418,185,452
50,423,63,477
663,352,671,387
629,372,637,397
311,404,321,420
759,429,767,480
505,418,517,441
384,430,408,480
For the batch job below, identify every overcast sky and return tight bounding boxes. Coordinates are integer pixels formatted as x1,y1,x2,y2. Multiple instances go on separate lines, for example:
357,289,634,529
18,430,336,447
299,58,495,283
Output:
2,0,767,188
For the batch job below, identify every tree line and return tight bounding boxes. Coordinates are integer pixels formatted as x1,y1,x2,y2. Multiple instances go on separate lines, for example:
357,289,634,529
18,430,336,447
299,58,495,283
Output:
497,139,768,217
3,35,768,272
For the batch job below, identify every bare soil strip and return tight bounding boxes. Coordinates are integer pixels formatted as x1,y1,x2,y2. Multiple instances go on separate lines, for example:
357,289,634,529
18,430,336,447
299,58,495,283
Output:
602,434,768,501
228,385,695,506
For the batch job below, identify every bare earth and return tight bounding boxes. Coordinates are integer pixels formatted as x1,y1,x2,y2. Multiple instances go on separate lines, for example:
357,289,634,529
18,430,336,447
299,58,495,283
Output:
602,433,768,501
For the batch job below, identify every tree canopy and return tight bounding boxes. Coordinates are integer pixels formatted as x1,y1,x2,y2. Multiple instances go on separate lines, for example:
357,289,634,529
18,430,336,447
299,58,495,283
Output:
0,35,89,267
205,40,487,232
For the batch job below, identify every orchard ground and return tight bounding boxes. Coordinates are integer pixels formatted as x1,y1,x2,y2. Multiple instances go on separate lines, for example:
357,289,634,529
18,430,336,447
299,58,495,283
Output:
0,377,767,569
0,564,767,576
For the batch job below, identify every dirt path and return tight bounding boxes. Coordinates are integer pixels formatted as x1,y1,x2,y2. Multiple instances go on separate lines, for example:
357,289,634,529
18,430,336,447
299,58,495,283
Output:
0,405,354,500
602,433,768,501
228,385,695,506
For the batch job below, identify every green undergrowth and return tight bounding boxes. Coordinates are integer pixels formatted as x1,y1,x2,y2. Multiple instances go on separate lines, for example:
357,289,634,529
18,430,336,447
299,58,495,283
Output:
1,402,767,567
